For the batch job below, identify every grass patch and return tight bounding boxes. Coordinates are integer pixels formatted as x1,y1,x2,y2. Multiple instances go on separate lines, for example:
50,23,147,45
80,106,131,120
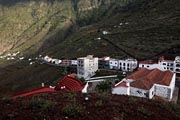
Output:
62,103,84,118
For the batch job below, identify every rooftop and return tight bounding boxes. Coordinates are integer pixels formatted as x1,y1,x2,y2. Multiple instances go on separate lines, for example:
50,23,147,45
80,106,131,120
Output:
114,81,128,88
127,68,174,90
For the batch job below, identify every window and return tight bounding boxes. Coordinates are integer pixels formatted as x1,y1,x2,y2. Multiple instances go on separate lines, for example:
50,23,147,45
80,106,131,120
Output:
176,64,180,67
147,66,149,68
142,65,144,67
163,63,166,65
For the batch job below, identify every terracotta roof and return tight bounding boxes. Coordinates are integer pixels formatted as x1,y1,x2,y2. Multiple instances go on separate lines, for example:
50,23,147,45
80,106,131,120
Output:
130,79,154,90
162,60,174,62
11,86,57,99
127,68,174,90
114,81,128,88
68,73,77,78
159,56,165,61
55,76,86,92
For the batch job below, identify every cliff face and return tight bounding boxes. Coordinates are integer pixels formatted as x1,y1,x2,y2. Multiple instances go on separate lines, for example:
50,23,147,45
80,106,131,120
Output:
0,0,134,55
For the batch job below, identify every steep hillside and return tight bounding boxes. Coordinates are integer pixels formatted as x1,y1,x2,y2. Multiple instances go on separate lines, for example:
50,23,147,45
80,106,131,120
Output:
46,0,180,60
0,0,180,96
0,0,134,56
0,0,75,55
1,93,180,120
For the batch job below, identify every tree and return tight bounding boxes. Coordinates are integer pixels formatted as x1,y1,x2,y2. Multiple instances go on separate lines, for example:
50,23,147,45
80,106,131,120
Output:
96,80,111,92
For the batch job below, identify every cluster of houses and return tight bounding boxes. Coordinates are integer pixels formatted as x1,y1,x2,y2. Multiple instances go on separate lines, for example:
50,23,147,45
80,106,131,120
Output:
114,22,129,28
41,56,77,66
0,51,40,65
0,51,20,60
11,54,179,102
75,55,179,102
139,56,180,73
41,55,138,79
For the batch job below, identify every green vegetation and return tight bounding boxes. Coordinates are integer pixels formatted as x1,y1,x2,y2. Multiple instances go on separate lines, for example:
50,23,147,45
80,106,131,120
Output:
96,80,112,92
129,96,137,103
1,97,13,104
95,100,103,107
0,0,134,56
0,0,180,98
112,115,124,120
62,103,84,117
27,98,54,111
78,77,86,83
137,106,153,117
0,93,179,120
62,92,77,101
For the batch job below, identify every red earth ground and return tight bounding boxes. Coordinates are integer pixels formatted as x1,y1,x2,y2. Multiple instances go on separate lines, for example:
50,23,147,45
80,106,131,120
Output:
0,92,180,120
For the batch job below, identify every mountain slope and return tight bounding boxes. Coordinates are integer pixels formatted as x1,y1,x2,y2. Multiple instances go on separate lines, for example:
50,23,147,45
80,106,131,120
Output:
1,93,180,120
0,0,135,56
0,0,180,96
45,0,180,60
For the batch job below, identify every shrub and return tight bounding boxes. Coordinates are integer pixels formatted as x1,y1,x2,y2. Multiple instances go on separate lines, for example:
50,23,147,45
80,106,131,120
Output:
62,92,77,101
112,117,123,120
95,100,103,107
97,92,110,103
129,96,137,103
62,103,84,117
78,77,85,83
27,98,54,111
95,80,112,92
138,106,153,116
2,97,13,104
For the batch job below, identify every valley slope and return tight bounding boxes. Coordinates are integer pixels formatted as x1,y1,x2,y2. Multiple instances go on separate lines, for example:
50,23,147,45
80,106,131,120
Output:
0,0,180,96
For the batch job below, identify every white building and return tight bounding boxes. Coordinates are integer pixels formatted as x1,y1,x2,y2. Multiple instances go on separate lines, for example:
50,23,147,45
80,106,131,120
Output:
112,68,176,101
109,58,138,72
174,56,180,73
77,55,98,79
71,60,78,66
139,56,180,73
44,56,51,62
112,81,130,95
55,59,62,64
119,59,138,72
109,59,119,70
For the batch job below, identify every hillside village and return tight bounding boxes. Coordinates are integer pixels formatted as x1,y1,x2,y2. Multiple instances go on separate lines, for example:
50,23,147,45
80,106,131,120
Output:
10,54,180,103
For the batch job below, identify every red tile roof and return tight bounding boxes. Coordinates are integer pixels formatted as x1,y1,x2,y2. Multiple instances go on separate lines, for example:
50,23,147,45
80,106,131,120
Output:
114,81,128,88
55,76,86,92
68,73,77,78
11,86,57,99
127,68,174,90
11,74,85,99
162,60,174,62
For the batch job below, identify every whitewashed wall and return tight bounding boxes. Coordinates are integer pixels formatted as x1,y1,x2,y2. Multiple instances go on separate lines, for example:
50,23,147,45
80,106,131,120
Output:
154,73,175,100
130,87,149,98
154,85,170,99
149,85,155,99
109,60,119,69
112,87,129,95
